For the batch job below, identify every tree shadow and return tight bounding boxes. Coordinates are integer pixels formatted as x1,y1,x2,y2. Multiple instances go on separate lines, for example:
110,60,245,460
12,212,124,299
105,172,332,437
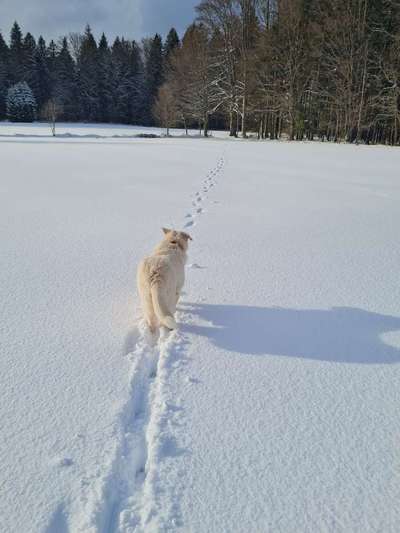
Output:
180,303,400,364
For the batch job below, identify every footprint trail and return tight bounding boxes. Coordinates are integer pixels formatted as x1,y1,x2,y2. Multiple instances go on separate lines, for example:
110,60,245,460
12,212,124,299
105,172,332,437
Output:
76,153,225,532
184,155,225,230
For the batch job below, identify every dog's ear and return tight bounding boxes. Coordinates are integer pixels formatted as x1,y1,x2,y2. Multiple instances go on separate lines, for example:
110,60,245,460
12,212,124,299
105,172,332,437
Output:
181,232,192,241
162,227,172,235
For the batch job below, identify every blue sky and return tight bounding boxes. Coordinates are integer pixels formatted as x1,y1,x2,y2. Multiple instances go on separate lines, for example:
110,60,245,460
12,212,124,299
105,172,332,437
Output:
0,0,198,43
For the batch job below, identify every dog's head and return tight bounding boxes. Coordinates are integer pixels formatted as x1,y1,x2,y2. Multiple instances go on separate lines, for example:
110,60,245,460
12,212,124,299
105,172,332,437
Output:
162,227,192,252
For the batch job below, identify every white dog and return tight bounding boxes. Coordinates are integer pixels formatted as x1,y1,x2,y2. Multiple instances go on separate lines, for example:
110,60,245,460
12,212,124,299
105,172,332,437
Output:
137,228,192,331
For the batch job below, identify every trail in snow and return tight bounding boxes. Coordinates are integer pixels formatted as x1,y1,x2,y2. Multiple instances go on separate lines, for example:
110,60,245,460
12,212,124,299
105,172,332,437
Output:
184,155,224,230
4,132,400,533
77,154,225,532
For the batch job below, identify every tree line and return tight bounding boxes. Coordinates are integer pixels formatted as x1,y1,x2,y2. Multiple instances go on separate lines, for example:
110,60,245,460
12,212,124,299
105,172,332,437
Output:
1,1,400,145
0,21,179,125
156,0,400,144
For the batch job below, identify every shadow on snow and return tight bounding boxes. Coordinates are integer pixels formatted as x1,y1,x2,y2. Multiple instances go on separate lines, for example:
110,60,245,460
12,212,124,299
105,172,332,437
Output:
180,303,400,364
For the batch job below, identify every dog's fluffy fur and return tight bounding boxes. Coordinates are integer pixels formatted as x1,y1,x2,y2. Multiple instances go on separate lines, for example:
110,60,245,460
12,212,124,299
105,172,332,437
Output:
137,228,192,331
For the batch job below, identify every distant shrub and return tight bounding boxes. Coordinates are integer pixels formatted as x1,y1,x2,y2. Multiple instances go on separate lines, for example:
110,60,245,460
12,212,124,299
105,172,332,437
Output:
6,82,37,122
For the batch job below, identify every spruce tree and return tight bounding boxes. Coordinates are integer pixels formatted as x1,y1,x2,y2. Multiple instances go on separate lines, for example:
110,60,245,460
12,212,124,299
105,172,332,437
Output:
77,25,100,121
98,33,113,122
34,36,52,112
0,32,10,119
22,33,40,103
54,37,77,120
9,22,24,84
6,81,37,121
164,28,180,60
130,41,145,124
144,33,164,125
47,39,58,85
111,37,137,123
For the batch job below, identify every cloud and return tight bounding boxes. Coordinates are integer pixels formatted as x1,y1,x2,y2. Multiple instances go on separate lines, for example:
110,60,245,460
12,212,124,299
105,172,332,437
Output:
0,0,197,43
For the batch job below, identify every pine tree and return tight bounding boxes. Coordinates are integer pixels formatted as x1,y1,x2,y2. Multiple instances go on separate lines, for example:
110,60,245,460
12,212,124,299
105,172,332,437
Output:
6,81,37,121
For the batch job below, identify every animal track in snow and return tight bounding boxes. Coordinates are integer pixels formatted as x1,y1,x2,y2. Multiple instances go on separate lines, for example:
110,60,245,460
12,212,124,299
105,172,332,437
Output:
76,153,226,533
77,324,189,532
182,154,225,234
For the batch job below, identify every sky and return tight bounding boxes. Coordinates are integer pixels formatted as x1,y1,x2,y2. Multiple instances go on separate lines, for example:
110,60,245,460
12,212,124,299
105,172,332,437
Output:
0,0,199,43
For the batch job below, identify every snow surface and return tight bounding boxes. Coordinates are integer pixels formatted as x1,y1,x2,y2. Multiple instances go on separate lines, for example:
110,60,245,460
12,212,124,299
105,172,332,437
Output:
1,123,400,533
0,121,227,139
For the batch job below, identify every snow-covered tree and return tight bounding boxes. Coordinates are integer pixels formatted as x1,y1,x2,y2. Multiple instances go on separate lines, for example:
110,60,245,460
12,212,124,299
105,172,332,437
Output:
6,81,37,121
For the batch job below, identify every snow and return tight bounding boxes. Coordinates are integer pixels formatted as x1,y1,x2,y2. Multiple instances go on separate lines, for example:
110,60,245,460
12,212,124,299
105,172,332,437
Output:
0,121,227,139
1,123,400,533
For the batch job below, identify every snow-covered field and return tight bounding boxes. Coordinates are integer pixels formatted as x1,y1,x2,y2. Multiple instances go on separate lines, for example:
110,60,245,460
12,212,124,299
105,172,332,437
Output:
0,121,227,139
1,123,400,533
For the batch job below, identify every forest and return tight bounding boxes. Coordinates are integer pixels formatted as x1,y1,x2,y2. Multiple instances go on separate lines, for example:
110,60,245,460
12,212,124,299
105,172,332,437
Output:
1,0,400,144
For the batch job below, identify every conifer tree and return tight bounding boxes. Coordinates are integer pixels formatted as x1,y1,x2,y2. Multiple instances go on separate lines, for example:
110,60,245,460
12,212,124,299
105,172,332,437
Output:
6,81,37,121
0,32,10,119
143,33,164,125
9,22,24,84
164,28,180,60
130,40,145,124
22,32,40,103
54,37,77,120
111,37,135,123
34,36,52,112
97,33,113,122
77,25,99,121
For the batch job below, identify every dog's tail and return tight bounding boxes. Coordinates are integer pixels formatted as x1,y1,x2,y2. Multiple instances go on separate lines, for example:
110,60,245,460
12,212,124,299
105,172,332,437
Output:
151,284,177,330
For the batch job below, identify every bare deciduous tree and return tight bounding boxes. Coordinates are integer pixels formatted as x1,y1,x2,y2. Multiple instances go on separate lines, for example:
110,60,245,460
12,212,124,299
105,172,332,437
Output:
153,83,177,135
41,99,63,136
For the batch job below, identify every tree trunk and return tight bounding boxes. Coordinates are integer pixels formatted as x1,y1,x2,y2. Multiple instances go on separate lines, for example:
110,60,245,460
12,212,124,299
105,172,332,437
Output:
204,114,209,137
229,110,237,137
242,71,247,138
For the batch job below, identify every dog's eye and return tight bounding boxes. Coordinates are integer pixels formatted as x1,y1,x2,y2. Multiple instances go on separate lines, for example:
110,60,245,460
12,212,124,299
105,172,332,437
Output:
170,240,177,245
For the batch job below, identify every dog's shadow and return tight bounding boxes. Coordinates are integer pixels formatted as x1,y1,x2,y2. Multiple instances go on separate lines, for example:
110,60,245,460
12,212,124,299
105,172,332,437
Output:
180,303,400,364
